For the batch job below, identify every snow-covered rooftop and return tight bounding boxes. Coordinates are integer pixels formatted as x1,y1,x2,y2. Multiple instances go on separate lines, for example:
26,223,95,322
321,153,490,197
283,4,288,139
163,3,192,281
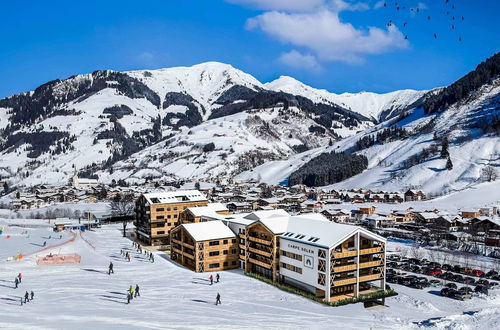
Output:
143,190,207,204
181,220,236,241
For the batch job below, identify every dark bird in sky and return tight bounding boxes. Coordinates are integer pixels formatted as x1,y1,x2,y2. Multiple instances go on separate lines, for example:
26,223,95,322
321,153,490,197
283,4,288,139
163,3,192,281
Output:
452,25,455,30
462,16,465,20
459,37,462,41
434,33,438,39
405,35,408,40
452,16,455,20
428,16,431,20
403,22,407,27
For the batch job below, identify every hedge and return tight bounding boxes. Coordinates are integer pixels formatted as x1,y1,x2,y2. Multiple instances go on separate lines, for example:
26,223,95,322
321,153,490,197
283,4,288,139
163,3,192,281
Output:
244,272,397,307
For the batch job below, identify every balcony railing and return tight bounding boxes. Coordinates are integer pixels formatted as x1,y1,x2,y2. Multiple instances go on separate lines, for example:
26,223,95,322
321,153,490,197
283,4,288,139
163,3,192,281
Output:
332,277,357,286
239,233,246,239
248,247,272,258
359,273,383,282
248,257,272,269
248,236,272,245
359,260,383,269
332,264,357,273
332,250,357,259
359,247,383,255
171,238,194,250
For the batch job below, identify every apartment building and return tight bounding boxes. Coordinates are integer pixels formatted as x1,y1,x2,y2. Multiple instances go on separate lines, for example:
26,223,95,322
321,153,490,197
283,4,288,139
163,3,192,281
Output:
170,221,239,272
134,190,208,246
179,203,229,224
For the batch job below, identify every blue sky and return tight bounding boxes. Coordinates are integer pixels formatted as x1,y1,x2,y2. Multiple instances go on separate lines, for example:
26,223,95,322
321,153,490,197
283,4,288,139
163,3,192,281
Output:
0,0,498,98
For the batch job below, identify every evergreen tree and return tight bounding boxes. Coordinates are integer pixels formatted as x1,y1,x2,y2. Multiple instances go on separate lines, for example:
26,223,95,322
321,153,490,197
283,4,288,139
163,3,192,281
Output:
3,182,8,194
440,136,449,159
446,156,453,171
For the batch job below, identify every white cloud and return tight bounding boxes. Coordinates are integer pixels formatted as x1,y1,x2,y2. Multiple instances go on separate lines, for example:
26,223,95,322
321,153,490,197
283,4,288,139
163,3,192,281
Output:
246,10,408,64
279,50,322,71
373,0,385,9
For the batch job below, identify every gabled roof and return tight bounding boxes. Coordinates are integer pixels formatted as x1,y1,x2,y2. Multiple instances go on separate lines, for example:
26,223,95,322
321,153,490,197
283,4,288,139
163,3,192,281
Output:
181,220,236,241
186,203,228,217
143,190,207,204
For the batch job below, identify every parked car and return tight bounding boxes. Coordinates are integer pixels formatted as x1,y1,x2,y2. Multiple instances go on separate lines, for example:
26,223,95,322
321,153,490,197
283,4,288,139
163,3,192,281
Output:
472,269,485,277
445,283,458,289
440,288,456,297
442,264,452,271
485,270,498,279
428,269,443,276
429,279,441,287
476,279,490,286
454,287,472,300
463,277,476,285
488,282,499,289
452,274,464,283
475,285,489,295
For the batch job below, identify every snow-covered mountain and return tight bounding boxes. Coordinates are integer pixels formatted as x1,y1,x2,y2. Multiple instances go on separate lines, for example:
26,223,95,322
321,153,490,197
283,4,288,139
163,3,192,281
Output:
239,53,500,195
1,53,498,194
265,75,429,121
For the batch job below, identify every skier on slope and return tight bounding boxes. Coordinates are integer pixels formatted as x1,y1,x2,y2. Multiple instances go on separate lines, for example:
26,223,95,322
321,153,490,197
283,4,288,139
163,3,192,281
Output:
128,286,134,300
216,273,220,283
24,291,29,303
30,291,34,300
215,293,221,305
14,277,19,289
134,284,140,297
209,275,214,285
18,273,22,283
108,262,114,275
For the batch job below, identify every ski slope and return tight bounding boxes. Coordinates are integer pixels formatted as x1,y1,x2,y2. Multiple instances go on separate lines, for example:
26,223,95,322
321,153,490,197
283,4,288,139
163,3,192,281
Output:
0,221,499,329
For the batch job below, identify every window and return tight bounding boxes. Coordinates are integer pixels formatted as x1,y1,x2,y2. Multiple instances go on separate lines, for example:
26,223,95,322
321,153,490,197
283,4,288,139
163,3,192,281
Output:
223,239,228,244
223,261,228,266
156,215,164,220
223,250,228,255
156,208,164,212
209,251,220,256
231,261,237,266
209,263,220,269
167,223,172,226
209,241,220,246
174,207,178,211
280,262,302,274
174,214,178,218
231,249,237,254
281,250,302,261
157,231,165,235
232,239,236,243
167,208,171,211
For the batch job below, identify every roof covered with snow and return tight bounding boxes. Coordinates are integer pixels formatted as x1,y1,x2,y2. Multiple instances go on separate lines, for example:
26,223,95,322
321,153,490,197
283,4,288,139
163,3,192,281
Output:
143,190,207,204
181,220,236,241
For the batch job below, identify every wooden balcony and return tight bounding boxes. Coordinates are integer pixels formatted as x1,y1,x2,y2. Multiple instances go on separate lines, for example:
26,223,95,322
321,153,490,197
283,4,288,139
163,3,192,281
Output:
359,260,383,269
171,246,194,258
359,247,383,255
332,250,357,259
248,247,272,258
239,244,246,250
248,236,272,245
332,263,357,273
332,277,357,286
239,233,246,239
359,273,383,282
171,238,194,250
248,257,272,269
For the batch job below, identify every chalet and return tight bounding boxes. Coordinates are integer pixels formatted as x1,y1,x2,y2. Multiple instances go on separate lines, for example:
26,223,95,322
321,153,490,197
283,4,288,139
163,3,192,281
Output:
179,203,229,224
227,202,253,213
431,216,459,232
170,221,239,272
321,208,351,223
359,206,376,215
404,190,426,201
461,210,481,219
365,215,394,228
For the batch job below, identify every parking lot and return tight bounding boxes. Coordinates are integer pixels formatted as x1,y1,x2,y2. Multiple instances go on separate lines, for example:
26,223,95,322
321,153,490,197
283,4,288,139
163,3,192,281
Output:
386,253,499,301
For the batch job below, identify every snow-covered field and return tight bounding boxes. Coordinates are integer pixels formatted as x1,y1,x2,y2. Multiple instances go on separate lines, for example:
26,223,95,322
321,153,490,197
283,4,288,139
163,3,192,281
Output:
0,221,499,329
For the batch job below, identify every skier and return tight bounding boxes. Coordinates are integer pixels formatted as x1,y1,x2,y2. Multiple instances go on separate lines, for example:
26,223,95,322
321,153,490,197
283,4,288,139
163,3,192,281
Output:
43,241,47,247
30,291,34,300
215,292,221,305
60,234,62,239
127,292,131,304
128,286,134,300
48,235,51,239
216,273,220,283
14,277,19,289
209,275,214,285
151,254,154,263
20,297,23,306
18,273,22,283
134,284,140,297
108,262,114,275
127,254,131,262
24,291,29,303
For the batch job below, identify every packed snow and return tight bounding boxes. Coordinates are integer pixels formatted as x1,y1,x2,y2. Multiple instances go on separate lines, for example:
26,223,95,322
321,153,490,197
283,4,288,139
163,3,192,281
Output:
0,221,499,329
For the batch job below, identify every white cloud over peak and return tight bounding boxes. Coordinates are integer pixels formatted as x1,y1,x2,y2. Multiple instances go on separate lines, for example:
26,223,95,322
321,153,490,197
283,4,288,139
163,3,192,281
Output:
246,10,408,64
279,50,322,71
